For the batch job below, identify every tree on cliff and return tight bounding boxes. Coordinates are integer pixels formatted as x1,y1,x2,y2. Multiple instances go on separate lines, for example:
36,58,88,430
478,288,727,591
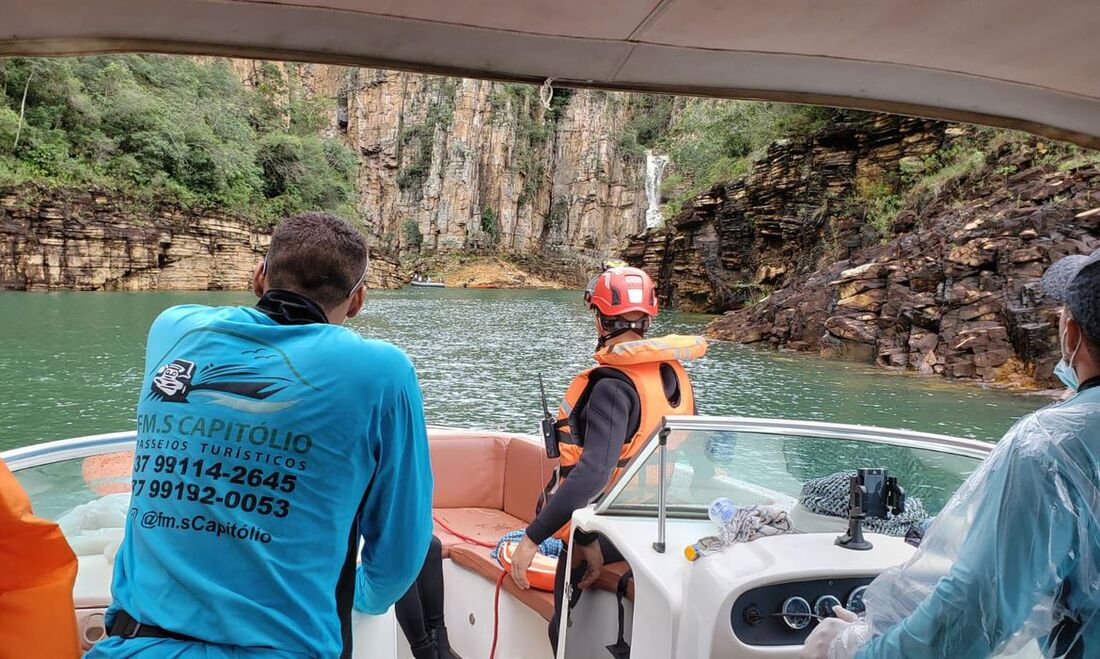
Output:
402,218,423,252
658,101,843,211
0,56,359,224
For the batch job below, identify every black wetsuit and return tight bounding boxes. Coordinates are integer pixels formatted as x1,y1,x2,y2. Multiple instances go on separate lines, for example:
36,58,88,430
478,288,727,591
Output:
525,367,682,653
394,536,452,658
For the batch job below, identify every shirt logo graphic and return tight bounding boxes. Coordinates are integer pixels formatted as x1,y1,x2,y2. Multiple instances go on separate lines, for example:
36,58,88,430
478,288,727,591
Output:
151,359,196,402
147,345,313,413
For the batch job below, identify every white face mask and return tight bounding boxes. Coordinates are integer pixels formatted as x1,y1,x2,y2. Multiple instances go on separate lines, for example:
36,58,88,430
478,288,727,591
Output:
1056,320,1083,391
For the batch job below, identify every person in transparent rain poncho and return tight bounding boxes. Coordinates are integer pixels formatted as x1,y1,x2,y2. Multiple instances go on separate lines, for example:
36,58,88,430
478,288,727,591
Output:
802,248,1100,659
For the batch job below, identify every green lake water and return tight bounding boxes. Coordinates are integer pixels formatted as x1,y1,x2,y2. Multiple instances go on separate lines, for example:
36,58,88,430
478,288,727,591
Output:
0,288,1049,452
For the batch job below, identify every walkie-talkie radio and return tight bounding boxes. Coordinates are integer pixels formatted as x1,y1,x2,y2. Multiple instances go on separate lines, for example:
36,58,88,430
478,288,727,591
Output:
538,374,560,459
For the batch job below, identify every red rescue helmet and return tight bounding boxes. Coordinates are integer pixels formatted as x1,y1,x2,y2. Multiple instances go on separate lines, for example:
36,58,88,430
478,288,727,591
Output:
585,267,659,318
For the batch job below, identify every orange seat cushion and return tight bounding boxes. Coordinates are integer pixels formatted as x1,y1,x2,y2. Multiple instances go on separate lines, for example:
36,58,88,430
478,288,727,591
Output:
427,431,621,620
433,508,526,557
449,544,556,621
503,436,558,523
430,434,508,509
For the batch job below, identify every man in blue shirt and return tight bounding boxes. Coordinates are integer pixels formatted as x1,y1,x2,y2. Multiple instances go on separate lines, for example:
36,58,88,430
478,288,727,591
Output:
803,248,1100,659
87,212,434,658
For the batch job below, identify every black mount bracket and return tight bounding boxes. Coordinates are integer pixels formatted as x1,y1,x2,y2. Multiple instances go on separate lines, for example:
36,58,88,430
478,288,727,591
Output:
835,468,905,552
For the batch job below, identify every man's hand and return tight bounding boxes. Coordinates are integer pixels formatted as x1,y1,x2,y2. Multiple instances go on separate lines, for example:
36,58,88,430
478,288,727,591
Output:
800,607,867,659
509,535,539,590
573,540,605,589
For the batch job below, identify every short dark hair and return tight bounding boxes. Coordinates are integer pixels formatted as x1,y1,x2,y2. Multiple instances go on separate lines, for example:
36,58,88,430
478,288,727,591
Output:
1085,328,1100,364
266,212,368,308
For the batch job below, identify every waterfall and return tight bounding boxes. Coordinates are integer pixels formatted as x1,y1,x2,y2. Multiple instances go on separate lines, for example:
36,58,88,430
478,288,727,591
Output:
644,150,669,229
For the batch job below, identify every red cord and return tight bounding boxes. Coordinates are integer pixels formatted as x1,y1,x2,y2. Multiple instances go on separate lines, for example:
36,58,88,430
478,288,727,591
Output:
432,515,498,549
432,515,507,657
489,571,506,659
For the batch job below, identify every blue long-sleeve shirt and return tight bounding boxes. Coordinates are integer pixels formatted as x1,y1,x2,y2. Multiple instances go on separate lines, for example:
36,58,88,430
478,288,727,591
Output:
87,300,433,659
857,383,1100,658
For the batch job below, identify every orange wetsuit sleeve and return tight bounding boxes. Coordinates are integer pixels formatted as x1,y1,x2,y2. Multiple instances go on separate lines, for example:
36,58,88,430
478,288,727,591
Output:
0,458,81,659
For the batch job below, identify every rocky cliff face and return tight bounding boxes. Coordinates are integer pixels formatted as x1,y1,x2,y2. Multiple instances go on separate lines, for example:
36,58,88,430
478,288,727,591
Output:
231,62,652,255
0,185,403,291
622,115,951,312
623,117,1100,387
0,60,654,293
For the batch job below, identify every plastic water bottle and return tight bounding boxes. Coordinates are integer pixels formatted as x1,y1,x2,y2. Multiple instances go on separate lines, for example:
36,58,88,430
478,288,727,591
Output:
708,497,738,526
685,498,740,561
684,535,722,561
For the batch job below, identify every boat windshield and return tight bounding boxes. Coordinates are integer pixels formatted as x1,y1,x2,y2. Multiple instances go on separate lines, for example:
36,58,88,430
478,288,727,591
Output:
600,417,989,521
14,453,124,522
5,435,136,556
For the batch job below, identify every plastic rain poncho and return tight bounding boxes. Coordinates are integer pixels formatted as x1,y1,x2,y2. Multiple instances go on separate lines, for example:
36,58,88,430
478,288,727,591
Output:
841,384,1100,658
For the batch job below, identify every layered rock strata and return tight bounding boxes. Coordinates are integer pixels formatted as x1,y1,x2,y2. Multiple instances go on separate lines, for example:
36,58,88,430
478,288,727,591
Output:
622,115,951,313
0,185,403,291
624,118,1100,386
231,62,653,255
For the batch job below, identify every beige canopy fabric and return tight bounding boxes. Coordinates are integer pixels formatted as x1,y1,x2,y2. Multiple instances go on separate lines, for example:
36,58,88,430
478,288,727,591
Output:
3,0,1099,148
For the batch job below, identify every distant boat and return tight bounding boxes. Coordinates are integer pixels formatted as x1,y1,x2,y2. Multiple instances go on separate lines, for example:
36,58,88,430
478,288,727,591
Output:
410,278,445,288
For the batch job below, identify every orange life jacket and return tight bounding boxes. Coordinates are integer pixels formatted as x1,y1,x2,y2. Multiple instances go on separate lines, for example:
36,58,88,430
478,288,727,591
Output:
0,459,81,659
548,335,705,540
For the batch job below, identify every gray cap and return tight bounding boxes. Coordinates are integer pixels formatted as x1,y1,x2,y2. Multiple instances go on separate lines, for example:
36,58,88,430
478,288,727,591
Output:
1042,248,1100,340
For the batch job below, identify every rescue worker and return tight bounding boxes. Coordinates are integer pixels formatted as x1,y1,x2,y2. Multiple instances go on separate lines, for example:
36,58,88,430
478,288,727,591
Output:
802,248,1100,659
509,266,705,653
0,458,81,659
87,212,433,659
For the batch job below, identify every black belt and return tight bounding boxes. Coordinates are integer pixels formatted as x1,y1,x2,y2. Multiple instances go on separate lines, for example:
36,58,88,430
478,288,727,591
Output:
108,609,203,643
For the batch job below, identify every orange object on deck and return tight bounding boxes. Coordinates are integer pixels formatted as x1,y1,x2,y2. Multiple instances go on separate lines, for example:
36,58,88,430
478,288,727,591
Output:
496,541,558,592
0,458,81,659
82,450,135,496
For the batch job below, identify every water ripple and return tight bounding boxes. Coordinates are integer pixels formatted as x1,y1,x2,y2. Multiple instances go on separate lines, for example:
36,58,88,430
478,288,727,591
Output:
0,289,1045,450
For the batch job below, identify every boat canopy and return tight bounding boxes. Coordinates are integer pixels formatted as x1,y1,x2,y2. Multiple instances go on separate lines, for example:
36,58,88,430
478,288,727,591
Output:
3,0,1100,149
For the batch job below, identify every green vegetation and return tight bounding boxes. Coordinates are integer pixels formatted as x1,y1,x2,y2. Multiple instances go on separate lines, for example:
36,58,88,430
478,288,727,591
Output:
850,134,999,241
487,83,527,122
545,199,568,237
508,86,551,207
904,144,986,206
515,113,550,207
396,79,458,201
401,217,423,251
0,56,359,224
487,82,573,208
854,178,905,237
658,101,840,211
480,206,500,246
614,95,675,162
652,99,1077,245
396,124,433,198
1053,146,1100,172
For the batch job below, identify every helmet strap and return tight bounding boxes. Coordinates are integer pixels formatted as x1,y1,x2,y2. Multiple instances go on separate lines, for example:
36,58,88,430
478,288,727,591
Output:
596,314,650,349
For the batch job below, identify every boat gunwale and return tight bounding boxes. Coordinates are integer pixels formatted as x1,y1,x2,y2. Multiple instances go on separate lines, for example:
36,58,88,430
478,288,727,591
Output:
3,416,995,477
0,426,543,471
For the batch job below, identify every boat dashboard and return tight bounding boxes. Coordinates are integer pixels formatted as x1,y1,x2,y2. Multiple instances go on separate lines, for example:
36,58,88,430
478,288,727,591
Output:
569,509,917,658
561,415,996,659
731,575,875,645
